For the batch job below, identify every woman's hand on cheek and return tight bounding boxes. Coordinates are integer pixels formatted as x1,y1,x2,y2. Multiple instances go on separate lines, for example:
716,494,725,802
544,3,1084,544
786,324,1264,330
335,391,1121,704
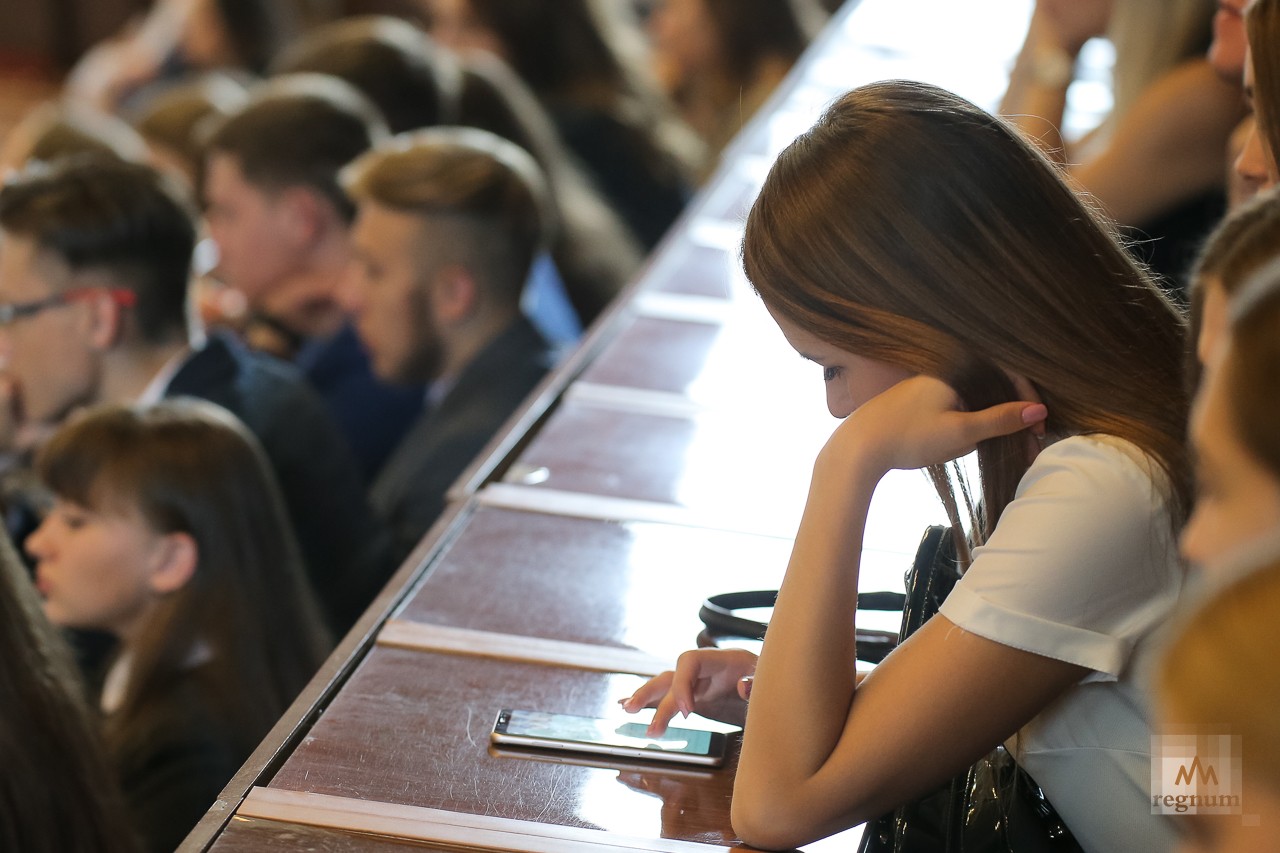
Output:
820,375,1048,478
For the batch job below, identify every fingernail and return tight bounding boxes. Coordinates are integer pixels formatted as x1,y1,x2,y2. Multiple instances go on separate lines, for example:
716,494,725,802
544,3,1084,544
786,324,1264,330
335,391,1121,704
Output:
739,675,754,700
1021,404,1047,424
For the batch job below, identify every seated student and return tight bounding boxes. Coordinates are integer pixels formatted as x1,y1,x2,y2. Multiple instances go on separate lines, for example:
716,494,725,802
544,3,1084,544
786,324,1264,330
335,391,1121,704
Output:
1190,190,1280,370
1001,0,1244,292
647,0,827,174
1158,560,1280,851
269,14,462,135
201,73,426,483
271,16,632,332
63,0,297,114
340,127,555,564
1238,0,1280,193
623,81,1189,851
1183,246,1280,574
28,400,330,853
130,72,250,190
423,0,704,251
0,100,152,175
0,156,391,635
1157,267,1280,848
0,525,137,853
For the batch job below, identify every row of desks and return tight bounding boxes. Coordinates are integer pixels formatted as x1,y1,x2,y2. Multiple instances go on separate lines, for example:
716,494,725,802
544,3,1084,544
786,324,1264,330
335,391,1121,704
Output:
186,2,1043,850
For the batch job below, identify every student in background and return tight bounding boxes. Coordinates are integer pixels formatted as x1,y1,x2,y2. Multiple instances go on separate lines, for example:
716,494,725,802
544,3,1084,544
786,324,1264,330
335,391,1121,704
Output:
0,156,391,635
340,127,555,564
1239,0,1280,192
423,0,703,250
1002,0,1244,293
271,16,635,330
1182,250,1280,575
1157,263,1280,851
0,528,138,853
648,0,827,174
28,399,330,853
201,74,426,483
1157,560,1280,852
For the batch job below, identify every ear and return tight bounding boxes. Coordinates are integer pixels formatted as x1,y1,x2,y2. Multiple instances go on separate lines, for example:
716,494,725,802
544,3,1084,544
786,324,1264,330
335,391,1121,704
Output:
275,186,330,248
147,531,199,596
430,264,479,325
85,287,127,350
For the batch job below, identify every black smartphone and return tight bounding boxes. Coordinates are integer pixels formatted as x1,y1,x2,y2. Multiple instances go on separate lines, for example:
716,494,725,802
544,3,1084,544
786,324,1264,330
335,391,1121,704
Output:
490,709,729,767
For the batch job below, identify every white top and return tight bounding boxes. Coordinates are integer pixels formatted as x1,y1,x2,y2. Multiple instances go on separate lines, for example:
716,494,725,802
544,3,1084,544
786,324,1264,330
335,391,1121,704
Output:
939,434,1182,853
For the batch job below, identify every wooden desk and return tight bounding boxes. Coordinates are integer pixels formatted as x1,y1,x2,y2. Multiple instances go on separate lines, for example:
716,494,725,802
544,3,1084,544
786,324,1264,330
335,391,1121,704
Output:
184,2,1049,849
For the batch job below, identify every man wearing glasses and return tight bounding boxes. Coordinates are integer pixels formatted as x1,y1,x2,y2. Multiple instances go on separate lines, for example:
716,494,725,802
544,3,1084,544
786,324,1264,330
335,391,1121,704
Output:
0,155,392,636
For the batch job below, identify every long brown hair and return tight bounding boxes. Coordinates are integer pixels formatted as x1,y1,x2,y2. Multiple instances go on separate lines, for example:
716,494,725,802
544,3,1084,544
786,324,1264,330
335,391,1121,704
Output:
0,532,138,853
743,81,1190,550
1248,0,1280,179
458,0,703,183
35,400,331,755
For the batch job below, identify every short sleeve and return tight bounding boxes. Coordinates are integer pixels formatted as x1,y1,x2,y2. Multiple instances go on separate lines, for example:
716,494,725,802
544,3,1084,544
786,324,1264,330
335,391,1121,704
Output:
938,435,1182,680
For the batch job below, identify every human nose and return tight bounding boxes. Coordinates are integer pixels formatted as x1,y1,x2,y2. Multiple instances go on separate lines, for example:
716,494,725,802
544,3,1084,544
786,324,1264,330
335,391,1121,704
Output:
25,515,54,561
1234,119,1276,192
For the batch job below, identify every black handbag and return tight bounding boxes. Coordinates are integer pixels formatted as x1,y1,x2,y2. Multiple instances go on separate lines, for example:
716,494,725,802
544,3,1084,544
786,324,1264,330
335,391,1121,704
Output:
856,525,1083,853
698,525,1083,853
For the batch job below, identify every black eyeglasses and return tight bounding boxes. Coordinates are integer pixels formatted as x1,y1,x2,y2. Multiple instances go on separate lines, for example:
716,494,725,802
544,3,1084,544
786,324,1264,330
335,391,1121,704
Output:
0,288,137,327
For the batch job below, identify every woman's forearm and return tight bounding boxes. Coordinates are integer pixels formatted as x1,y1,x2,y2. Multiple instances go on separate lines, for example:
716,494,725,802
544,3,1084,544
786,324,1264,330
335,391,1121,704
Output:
732,448,881,811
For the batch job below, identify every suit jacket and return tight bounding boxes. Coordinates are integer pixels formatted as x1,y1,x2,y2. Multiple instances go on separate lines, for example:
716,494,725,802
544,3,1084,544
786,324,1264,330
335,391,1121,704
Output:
167,333,394,634
372,317,553,564
294,322,424,484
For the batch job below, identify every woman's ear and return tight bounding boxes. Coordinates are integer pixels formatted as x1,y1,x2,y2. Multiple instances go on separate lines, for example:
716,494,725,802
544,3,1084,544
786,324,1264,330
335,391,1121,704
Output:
148,531,198,595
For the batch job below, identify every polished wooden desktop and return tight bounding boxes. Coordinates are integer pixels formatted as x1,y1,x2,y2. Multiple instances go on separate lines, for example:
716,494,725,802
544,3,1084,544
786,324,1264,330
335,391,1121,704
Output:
184,2,1041,850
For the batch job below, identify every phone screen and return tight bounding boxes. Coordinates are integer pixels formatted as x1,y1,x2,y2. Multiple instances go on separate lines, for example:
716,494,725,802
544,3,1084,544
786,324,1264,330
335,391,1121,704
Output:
491,709,727,766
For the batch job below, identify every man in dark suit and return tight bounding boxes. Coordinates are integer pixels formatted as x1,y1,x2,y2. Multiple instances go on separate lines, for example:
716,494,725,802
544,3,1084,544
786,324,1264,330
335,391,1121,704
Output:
341,127,555,563
0,156,391,635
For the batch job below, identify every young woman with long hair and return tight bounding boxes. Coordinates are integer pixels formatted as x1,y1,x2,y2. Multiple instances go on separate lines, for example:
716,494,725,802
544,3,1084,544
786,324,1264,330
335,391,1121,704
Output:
28,399,331,853
648,0,827,172
624,80,1190,851
423,0,703,249
0,529,138,853
1001,0,1243,291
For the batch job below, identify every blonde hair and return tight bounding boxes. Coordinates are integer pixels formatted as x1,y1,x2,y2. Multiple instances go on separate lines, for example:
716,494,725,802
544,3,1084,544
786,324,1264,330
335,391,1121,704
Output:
1159,560,1280,786
1107,0,1215,122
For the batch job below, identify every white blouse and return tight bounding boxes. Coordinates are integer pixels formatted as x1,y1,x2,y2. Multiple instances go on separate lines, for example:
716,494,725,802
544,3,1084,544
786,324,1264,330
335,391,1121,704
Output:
939,434,1182,853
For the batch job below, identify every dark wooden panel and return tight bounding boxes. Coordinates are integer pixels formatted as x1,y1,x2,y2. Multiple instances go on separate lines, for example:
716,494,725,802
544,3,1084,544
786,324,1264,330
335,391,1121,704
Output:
396,506,793,659
269,647,741,846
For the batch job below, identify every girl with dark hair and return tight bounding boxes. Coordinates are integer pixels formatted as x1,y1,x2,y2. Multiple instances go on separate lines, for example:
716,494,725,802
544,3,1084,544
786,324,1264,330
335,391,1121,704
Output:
0,529,138,853
28,399,331,853
648,0,827,170
423,0,704,249
624,81,1189,851
1238,0,1280,192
